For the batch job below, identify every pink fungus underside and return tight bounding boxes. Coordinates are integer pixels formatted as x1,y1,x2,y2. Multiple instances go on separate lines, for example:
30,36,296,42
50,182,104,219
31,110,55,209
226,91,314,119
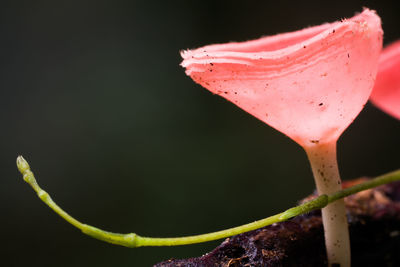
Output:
181,9,383,147
370,40,400,120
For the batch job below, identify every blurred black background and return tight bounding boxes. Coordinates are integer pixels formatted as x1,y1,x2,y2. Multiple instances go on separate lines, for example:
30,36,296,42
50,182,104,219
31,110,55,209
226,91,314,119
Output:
1,1,399,266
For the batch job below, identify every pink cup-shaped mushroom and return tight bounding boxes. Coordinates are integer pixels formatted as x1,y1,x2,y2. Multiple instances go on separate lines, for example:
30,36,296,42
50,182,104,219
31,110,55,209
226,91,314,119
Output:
370,40,400,120
181,9,382,267
182,10,382,147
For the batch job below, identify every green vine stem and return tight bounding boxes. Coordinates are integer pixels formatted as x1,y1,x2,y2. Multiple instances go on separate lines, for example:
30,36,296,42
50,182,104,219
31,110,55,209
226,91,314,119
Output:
16,156,400,248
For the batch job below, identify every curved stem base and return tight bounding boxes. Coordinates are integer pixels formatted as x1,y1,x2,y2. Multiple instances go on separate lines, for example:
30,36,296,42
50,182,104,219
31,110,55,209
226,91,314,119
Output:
305,142,350,267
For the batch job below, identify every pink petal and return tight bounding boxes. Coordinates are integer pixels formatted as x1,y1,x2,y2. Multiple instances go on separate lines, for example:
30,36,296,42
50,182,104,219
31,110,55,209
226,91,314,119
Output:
181,9,383,147
370,40,400,120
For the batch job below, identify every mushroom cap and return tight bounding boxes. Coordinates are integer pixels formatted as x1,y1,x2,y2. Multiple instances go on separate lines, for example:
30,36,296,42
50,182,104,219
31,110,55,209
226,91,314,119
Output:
181,9,383,147
370,40,400,120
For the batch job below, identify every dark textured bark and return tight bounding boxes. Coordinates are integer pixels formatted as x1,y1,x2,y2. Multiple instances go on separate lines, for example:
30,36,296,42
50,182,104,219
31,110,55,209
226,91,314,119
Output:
155,180,400,267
